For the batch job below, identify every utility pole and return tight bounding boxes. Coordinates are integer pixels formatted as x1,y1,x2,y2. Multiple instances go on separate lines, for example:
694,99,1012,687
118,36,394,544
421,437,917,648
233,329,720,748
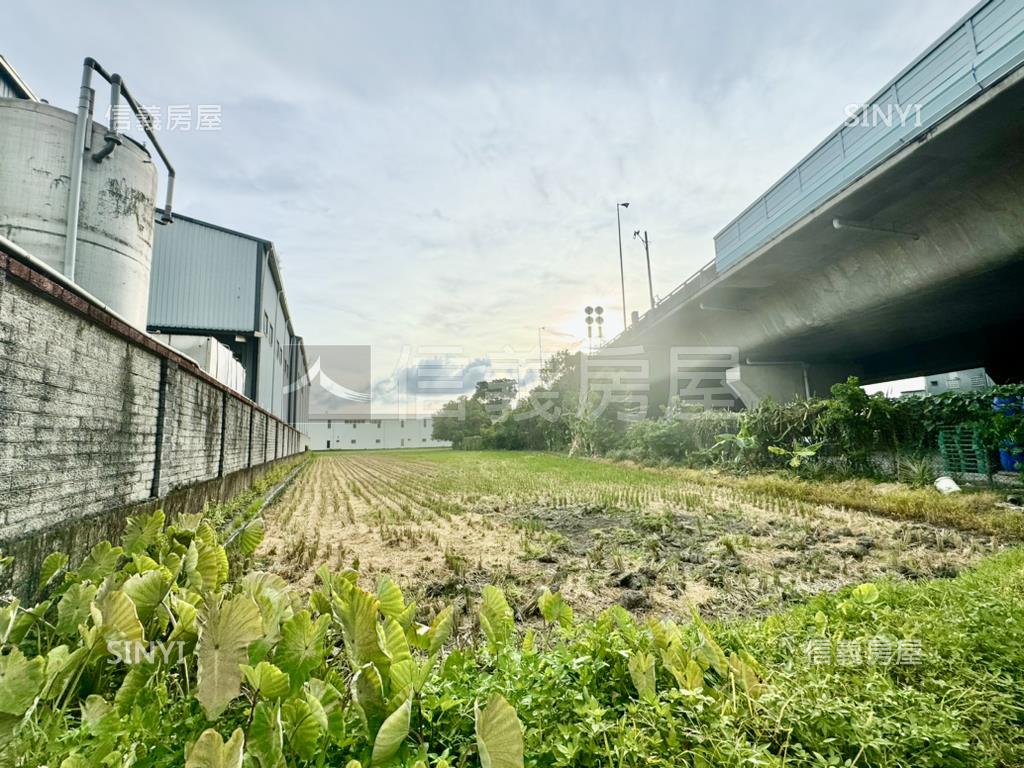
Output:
616,202,629,328
537,326,544,372
634,229,655,310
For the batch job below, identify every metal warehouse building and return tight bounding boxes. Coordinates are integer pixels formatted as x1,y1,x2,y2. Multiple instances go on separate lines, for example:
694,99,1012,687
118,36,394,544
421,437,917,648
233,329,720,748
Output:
301,417,451,450
148,213,309,426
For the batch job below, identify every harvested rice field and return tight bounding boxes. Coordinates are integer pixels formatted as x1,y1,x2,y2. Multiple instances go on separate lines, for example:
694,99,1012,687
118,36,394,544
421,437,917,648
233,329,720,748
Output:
258,450,1008,621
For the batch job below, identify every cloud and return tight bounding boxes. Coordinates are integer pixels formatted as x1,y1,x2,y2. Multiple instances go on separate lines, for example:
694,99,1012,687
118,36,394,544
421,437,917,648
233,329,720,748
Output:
2,0,977,396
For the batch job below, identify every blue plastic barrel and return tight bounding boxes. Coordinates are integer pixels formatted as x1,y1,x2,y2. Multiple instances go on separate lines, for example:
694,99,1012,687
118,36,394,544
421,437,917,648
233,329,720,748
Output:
993,396,1023,471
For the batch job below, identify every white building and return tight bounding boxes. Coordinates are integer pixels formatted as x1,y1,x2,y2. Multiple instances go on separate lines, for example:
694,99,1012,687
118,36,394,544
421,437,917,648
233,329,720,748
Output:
301,417,450,450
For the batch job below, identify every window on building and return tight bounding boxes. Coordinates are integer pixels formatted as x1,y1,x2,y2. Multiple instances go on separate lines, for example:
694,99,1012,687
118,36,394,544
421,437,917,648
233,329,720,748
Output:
327,420,332,429
423,419,427,427
400,420,405,428
421,438,426,442
351,439,356,444
376,421,381,428
352,423,357,429
375,439,381,444
326,440,331,449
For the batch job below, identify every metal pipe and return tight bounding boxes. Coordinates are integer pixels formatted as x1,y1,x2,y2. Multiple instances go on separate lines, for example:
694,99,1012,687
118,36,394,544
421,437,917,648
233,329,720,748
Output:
91,73,122,162
63,60,95,280
82,60,177,222
64,57,179,280
116,80,176,222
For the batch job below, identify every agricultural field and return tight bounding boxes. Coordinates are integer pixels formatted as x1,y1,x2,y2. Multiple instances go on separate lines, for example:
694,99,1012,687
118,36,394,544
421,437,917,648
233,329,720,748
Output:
260,450,1009,620
6,450,1024,767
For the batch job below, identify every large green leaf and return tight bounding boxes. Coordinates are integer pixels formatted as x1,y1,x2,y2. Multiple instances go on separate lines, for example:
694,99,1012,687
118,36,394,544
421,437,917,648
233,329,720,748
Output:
56,583,97,637
115,661,156,712
475,694,524,768
275,611,330,688
627,652,657,702
426,606,454,655
196,595,263,720
123,569,171,625
537,589,573,629
242,661,290,700
336,587,386,669
37,551,69,594
122,510,165,555
379,618,411,665
479,586,513,654
94,589,145,657
282,697,322,761
0,648,44,716
352,663,387,739
371,697,411,766
190,540,229,594
185,727,245,768
78,542,123,583
238,519,265,557
247,701,285,768
376,576,406,621
306,678,345,732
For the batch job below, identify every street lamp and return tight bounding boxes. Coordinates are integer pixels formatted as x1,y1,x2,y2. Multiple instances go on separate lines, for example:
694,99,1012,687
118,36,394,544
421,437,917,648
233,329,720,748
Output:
633,229,655,310
616,202,629,329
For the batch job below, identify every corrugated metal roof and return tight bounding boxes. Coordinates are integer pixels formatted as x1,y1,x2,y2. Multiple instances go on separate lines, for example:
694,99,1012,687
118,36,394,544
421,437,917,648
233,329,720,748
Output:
713,0,1024,272
148,215,260,332
0,54,37,100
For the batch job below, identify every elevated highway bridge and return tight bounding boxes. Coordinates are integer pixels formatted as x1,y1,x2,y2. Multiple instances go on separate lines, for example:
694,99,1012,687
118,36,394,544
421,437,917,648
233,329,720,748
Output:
616,0,1024,410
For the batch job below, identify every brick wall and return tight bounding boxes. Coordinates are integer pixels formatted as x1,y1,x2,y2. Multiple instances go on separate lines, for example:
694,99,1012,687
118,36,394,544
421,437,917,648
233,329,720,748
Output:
0,249,307,544
222,396,251,474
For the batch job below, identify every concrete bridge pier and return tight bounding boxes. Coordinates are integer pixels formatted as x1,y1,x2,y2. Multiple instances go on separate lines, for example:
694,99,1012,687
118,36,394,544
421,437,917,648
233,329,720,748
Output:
725,361,862,409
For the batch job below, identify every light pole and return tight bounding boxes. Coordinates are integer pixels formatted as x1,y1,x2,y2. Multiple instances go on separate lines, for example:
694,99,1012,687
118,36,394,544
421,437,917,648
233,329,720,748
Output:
633,229,655,310
616,201,629,329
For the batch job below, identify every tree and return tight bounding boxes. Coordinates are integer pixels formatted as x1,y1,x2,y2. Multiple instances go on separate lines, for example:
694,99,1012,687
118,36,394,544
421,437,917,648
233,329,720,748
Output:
472,378,518,420
432,396,490,448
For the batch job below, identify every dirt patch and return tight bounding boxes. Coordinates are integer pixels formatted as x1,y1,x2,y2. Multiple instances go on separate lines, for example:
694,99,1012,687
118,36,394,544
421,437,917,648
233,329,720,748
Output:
259,453,1001,622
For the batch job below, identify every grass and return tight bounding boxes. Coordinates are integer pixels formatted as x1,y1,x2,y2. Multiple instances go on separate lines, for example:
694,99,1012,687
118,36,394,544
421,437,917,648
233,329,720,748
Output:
5,485,1022,767
425,547,1024,767
259,451,1010,626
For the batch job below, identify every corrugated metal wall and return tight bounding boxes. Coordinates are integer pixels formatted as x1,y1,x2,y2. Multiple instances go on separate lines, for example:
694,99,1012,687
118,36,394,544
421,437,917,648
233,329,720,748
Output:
714,0,1024,272
148,216,259,332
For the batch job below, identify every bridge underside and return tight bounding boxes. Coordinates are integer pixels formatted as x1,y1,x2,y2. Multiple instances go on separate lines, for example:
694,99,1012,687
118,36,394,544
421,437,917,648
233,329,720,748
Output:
626,67,1024,409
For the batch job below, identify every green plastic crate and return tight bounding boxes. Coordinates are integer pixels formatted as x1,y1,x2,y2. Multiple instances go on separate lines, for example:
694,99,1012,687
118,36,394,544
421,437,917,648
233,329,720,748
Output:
938,426,990,475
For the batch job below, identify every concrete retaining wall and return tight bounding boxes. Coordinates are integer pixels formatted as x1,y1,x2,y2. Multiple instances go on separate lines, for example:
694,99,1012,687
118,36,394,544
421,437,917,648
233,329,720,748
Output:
0,247,307,545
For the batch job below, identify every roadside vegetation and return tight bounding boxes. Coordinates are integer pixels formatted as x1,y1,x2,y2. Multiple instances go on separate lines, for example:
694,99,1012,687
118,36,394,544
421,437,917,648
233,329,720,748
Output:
2,491,1022,767
433,351,1024,485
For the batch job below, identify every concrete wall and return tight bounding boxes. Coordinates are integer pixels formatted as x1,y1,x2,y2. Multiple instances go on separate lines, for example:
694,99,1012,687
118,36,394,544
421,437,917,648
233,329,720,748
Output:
0,247,307,545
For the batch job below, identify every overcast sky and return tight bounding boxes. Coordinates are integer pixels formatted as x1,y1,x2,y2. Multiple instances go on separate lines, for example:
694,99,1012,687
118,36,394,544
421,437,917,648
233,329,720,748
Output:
6,0,971,406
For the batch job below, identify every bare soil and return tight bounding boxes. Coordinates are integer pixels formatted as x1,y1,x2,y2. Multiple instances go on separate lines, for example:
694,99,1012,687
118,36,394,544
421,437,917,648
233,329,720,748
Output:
259,453,999,622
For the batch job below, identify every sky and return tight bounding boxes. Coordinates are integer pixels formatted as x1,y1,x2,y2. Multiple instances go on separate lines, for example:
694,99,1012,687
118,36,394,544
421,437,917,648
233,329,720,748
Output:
6,0,973,406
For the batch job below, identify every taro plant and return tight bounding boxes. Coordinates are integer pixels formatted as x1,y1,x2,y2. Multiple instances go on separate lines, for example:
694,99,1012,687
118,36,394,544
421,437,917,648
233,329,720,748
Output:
0,504,528,768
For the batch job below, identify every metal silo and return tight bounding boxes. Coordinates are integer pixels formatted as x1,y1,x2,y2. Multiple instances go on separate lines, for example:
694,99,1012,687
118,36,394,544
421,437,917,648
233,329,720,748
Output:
0,58,175,328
